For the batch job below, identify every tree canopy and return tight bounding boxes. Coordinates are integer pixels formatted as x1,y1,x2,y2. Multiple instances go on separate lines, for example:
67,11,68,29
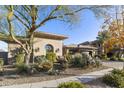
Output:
97,6,124,57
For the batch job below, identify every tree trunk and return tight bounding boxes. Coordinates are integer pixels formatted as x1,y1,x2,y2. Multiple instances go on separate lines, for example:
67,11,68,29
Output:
25,53,31,65
32,47,34,64
29,32,34,63
99,43,104,56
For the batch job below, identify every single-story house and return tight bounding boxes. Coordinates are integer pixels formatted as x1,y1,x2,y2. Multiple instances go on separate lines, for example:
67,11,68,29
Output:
0,31,68,64
0,32,99,64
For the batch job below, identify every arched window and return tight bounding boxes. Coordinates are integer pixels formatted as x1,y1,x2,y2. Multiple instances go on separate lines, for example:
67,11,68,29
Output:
45,44,54,53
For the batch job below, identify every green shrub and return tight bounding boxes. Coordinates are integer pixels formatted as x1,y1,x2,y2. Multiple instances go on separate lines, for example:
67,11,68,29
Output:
34,55,48,63
64,54,73,63
102,73,124,87
94,59,100,67
101,54,108,60
73,56,83,66
16,63,29,74
15,54,25,74
46,52,56,62
34,55,53,72
93,57,101,67
82,53,89,66
16,53,25,64
71,53,85,67
0,58,4,66
65,53,101,68
82,52,100,67
48,67,61,75
102,69,124,88
70,53,99,68
65,54,81,67
0,58,4,73
107,58,110,61
16,63,38,74
111,69,124,76
119,82,124,88
56,56,68,70
110,56,118,61
58,81,85,88
119,58,124,62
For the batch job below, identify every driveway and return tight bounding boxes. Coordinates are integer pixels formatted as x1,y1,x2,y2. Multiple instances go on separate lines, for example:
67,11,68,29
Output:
102,61,124,69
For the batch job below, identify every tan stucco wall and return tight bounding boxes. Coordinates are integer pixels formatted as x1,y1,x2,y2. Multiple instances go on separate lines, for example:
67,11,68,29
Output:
33,38,63,56
8,43,20,58
8,37,63,58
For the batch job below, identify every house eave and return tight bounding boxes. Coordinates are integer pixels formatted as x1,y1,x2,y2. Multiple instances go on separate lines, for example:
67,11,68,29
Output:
64,44,98,50
0,31,68,43
34,32,68,40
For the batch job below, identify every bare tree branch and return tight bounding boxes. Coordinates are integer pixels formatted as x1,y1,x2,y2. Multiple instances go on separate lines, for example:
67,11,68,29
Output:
14,14,30,29
36,5,109,30
14,9,31,28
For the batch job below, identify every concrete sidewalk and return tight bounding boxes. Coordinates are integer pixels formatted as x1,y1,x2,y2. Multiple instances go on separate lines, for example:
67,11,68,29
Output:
1,68,113,88
102,61,124,69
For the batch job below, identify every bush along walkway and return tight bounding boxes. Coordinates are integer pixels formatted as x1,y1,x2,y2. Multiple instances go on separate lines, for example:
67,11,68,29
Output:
1,68,113,88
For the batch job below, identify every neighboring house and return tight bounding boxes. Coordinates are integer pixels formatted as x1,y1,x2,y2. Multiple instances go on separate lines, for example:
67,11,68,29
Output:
0,31,68,64
63,44,98,56
79,40,101,55
0,49,8,65
79,40,124,58
79,40,100,48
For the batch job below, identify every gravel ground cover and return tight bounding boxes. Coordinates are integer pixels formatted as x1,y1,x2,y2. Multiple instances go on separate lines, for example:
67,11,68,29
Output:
0,66,108,87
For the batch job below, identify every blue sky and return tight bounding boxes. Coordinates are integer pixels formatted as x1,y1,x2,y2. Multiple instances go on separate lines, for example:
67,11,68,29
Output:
0,9,104,51
38,9,104,45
